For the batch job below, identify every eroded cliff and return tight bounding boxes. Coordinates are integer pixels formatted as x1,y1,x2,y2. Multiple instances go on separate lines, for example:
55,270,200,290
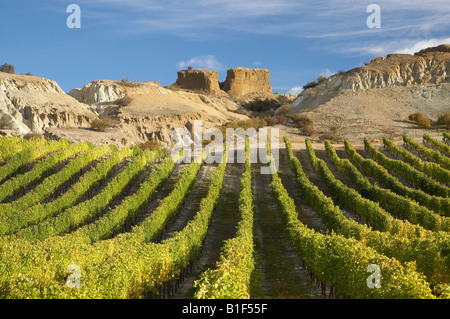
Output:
0,72,96,135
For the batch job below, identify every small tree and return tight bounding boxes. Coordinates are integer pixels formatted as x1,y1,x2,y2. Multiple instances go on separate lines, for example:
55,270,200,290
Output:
0,63,16,74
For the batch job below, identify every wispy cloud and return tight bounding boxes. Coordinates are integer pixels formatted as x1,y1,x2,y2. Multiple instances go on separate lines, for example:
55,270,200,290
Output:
73,0,450,36
176,55,223,71
320,69,335,78
394,38,450,54
72,0,450,54
345,37,450,57
288,86,303,94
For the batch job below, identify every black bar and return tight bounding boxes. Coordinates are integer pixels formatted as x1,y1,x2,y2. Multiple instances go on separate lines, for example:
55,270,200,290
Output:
1,299,448,317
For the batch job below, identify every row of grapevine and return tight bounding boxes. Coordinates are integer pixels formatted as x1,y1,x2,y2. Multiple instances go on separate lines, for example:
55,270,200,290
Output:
11,147,158,242
194,139,255,299
402,134,450,170
365,137,449,197
0,148,227,298
423,134,450,155
154,151,228,291
0,141,93,203
288,138,450,287
0,145,112,222
345,138,450,216
272,137,437,298
0,138,73,183
444,132,450,143
0,136,448,299
321,139,450,232
61,156,180,245
105,158,200,245
383,136,449,184
0,136,54,162
313,141,415,234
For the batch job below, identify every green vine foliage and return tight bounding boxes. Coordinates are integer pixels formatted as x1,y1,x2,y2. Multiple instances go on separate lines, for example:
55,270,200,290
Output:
195,139,255,299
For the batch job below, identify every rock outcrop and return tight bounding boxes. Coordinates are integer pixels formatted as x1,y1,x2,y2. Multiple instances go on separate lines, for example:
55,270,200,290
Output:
223,68,272,98
68,80,125,105
291,44,450,112
65,79,248,147
171,69,221,94
285,44,450,142
0,72,96,135
415,44,450,55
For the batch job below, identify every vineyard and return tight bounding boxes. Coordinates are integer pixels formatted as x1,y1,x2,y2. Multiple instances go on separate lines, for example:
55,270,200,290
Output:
0,132,449,299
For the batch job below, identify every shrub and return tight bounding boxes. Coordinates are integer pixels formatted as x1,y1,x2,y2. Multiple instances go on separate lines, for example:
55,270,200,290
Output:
416,117,431,129
0,115,14,130
291,114,313,129
265,115,288,126
437,112,450,129
288,114,317,136
302,75,328,90
408,113,423,122
119,78,142,88
116,95,132,107
319,133,339,142
274,103,291,115
408,113,432,129
0,63,15,74
302,124,318,136
243,98,280,112
23,133,45,140
137,140,160,151
330,125,341,132
317,75,328,83
219,117,270,139
90,118,119,132
303,81,318,90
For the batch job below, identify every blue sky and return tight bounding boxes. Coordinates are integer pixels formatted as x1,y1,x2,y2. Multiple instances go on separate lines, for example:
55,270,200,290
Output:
1,0,449,93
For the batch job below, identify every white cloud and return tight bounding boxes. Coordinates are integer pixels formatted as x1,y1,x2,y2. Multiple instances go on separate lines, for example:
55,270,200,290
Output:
288,86,303,94
72,0,450,59
176,55,223,71
252,61,262,67
74,0,450,45
344,37,450,57
394,38,450,54
320,69,335,78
